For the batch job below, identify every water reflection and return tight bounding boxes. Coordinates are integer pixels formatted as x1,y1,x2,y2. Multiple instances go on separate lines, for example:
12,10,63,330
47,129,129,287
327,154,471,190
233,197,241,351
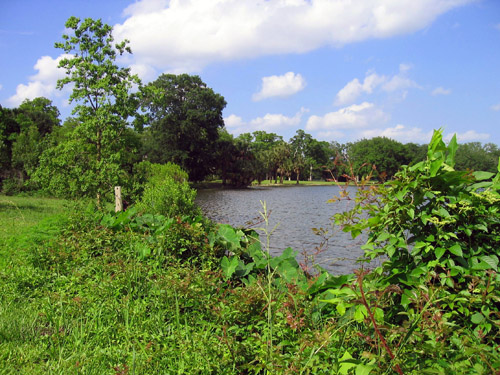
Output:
196,185,371,274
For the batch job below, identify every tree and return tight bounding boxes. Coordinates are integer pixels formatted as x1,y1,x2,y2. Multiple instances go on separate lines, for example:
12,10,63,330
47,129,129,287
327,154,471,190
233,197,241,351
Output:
455,142,499,173
34,17,139,204
347,137,408,180
138,74,226,181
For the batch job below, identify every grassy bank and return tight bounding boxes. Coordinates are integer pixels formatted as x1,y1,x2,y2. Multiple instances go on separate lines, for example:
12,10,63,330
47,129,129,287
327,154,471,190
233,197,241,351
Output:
1,187,499,373
0,197,340,374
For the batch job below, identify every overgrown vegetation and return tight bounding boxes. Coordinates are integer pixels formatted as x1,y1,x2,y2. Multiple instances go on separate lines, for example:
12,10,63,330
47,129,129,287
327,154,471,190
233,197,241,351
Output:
1,131,500,374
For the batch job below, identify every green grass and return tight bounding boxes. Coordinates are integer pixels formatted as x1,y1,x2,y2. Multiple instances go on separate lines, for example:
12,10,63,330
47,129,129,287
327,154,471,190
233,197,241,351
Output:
0,196,338,374
0,195,70,241
1,195,497,374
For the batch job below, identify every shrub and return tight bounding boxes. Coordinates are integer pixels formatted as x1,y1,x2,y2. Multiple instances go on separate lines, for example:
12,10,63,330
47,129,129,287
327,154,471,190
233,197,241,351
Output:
1,177,24,195
135,162,199,218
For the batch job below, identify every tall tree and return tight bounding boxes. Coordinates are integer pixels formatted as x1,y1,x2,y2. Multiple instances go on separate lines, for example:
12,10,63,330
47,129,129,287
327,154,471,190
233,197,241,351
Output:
138,74,226,181
34,17,139,203
347,137,408,180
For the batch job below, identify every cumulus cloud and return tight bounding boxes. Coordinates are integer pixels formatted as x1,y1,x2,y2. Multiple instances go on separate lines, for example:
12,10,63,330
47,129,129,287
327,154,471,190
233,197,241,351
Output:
357,125,490,143
431,86,452,96
334,73,385,105
129,63,158,82
7,54,71,106
491,103,500,111
225,107,308,135
252,72,306,101
334,64,419,105
445,130,490,142
306,102,389,132
114,0,472,73
360,124,433,143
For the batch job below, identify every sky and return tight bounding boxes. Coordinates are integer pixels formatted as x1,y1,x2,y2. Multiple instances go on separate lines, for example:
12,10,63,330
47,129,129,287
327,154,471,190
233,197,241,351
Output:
1,0,499,145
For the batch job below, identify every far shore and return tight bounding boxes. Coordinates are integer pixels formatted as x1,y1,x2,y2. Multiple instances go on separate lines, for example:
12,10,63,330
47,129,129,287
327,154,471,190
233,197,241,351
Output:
192,179,379,189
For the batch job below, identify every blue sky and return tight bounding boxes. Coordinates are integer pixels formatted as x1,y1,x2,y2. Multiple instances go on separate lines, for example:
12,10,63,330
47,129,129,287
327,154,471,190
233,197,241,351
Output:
1,0,499,145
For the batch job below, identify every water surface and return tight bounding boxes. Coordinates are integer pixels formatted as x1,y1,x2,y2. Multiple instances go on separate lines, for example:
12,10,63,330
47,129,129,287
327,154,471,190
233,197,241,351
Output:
196,185,371,274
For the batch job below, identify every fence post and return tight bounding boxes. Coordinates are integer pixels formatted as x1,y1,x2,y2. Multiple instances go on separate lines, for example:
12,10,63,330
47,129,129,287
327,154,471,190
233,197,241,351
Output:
115,186,123,212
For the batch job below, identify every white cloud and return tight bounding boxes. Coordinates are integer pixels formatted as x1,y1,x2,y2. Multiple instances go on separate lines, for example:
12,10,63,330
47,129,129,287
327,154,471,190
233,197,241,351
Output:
431,86,452,96
334,73,386,105
334,65,419,105
381,74,419,92
225,107,308,135
114,0,473,73
445,130,490,142
357,125,490,143
491,103,500,111
252,72,306,101
306,102,389,131
129,63,158,82
7,54,71,106
360,124,433,143
123,0,168,16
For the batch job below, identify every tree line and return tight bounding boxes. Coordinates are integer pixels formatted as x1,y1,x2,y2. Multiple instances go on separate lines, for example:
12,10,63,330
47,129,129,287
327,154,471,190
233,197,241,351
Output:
1,16,499,200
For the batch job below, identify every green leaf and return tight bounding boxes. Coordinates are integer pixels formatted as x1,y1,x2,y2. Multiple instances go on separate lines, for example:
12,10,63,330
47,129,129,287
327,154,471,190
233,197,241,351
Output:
471,312,485,324
449,244,463,257
221,256,239,280
445,133,457,167
356,363,375,375
217,224,241,251
479,255,498,271
473,171,494,181
434,247,445,260
354,304,368,323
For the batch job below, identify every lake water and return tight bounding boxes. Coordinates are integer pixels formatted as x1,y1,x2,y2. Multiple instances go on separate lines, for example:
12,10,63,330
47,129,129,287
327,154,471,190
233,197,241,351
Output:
196,185,373,274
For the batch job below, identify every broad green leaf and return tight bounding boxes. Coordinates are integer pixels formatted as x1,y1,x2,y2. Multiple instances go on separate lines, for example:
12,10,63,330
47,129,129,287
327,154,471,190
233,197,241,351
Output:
356,363,376,375
217,224,241,251
449,244,463,257
434,247,445,259
471,312,485,324
473,171,494,181
221,256,239,279
354,304,368,322
479,255,498,271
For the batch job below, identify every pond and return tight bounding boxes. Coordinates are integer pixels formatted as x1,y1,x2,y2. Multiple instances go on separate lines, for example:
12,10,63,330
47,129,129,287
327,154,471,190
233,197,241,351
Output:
196,185,375,275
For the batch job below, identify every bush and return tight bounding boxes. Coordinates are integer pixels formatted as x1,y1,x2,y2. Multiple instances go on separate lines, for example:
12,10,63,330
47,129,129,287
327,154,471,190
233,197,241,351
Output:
1,177,24,195
135,162,199,218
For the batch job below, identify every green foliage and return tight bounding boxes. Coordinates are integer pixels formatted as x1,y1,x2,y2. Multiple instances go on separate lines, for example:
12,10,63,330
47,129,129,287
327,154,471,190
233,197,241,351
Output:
135,162,198,218
346,136,409,180
137,73,226,182
0,196,346,374
329,129,500,373
34,17,139,203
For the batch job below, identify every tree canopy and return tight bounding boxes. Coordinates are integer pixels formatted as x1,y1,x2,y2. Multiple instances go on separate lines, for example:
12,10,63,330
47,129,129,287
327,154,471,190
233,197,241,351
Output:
34,17,140,203
137,74,226,182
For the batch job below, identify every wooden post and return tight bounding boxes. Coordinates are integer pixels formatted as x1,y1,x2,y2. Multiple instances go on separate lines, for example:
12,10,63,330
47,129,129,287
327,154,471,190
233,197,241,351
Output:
115,186,123,212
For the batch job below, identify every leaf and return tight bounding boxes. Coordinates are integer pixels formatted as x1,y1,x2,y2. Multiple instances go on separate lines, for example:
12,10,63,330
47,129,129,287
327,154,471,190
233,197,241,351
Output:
473,171,494,181
217,224,241,251
445,133,457,167
221,256,239,280
449,244,463,257
434,247,445,260
356,364,376,375
479,255,498,271
354,304,368,323
471,312,485,324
